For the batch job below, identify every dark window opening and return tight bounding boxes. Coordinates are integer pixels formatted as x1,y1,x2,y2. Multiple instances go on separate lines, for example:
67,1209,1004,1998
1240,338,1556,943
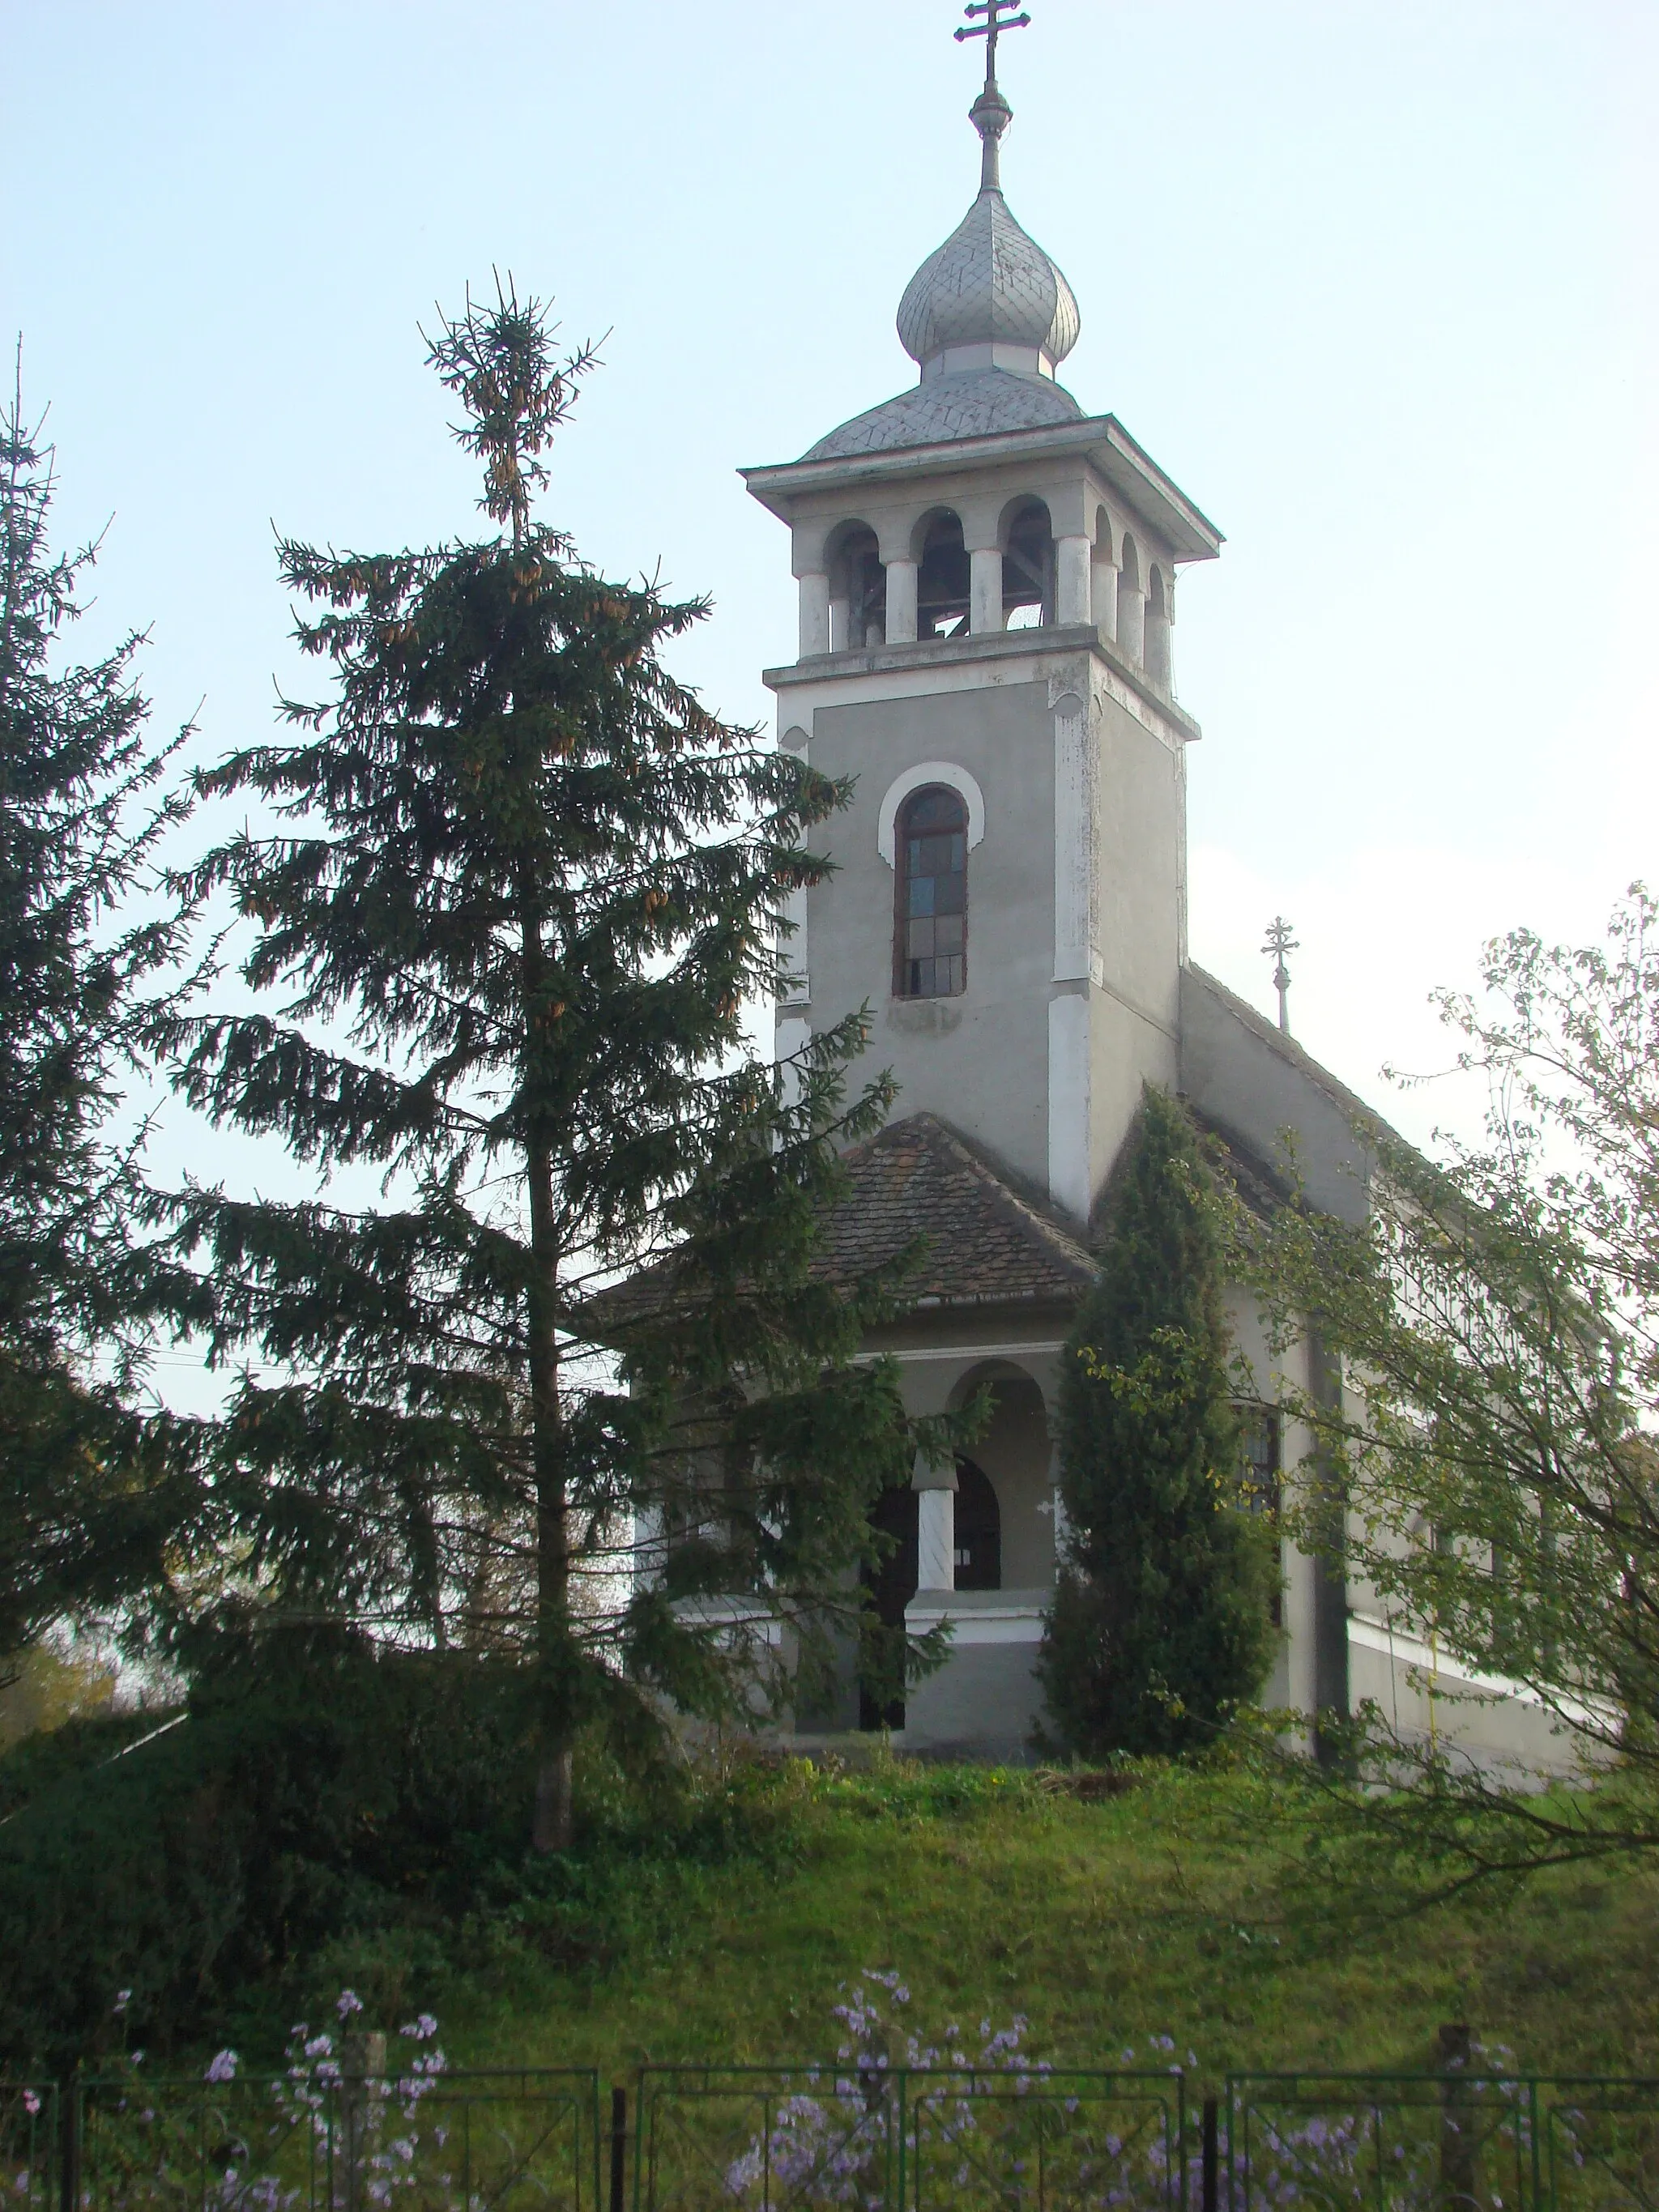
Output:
1236,1403,1282,1628
953,1457,1002,1591
917,514,970,639
895,785,966,999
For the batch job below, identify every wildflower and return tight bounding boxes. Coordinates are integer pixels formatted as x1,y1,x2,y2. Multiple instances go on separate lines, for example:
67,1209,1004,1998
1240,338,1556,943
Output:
113,1990,132,2016
22,2093,40,2117
335,1990,365,2021
206,2051,239,2084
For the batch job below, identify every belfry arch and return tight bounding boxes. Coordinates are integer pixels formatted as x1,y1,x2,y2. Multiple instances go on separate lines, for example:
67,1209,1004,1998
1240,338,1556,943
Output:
913,508,971,639
825,520,886,652
1000,497,1056,629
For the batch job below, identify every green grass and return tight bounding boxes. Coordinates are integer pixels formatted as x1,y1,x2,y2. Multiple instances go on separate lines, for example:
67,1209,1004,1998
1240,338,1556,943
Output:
317,1753,1659,2092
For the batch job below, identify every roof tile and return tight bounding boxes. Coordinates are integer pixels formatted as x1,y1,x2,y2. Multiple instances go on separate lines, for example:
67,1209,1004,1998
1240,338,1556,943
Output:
818,1113,1096,1307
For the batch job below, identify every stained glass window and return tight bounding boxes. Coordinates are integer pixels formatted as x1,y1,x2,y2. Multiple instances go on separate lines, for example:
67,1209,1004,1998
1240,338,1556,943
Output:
896,785,967,998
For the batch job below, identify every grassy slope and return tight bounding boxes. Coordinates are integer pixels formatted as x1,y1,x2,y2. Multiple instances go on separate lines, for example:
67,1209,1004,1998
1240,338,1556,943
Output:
417,1759,1659,2090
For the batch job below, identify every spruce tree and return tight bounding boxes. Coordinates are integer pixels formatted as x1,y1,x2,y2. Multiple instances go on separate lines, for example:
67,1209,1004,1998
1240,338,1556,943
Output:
163,283,949,1848
1039,1085,1277,1757
0,358,199,1668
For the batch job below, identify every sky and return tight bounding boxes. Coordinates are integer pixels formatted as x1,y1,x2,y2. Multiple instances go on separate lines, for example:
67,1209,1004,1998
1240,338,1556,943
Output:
3,0,1657,1400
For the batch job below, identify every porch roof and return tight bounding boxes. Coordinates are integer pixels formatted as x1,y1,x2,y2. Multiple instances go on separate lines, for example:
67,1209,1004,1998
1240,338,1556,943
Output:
821,1114,1097,1309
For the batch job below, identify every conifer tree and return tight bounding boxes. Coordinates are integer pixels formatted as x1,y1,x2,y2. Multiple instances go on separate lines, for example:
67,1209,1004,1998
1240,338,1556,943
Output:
1039,1085,1277,1756
0,358,199,1668
163,283,950,1848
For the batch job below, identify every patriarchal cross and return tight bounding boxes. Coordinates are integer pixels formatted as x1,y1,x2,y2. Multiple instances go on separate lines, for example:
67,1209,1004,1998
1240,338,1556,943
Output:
954,1,1030,187
954,0,1031,84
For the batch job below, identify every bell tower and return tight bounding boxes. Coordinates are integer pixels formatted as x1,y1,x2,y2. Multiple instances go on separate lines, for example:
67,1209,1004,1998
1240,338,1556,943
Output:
743,7,1222,1225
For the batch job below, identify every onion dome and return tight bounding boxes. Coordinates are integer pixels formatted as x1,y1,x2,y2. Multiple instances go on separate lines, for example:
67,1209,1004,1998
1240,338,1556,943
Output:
801,65,1084,462
895,83,1080,377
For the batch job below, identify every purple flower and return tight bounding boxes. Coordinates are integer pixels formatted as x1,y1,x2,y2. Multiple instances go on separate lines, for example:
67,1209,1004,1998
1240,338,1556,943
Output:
22,2092,41,2117
335,1990,365,2021
205,2050,239,2084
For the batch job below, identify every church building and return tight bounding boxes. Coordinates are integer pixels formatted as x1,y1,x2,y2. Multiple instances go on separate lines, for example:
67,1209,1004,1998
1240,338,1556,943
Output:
737,15,1563,1775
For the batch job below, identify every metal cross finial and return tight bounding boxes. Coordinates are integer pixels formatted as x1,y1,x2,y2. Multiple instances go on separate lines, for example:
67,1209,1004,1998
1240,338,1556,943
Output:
1262,915,1299,1036
956,1,1029,187
956,0,1031,87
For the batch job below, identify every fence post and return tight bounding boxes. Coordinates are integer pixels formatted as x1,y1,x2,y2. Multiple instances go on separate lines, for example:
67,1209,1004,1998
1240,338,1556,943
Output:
339,2032,387,2212
58,2078,79,2212
1439,2022,1479,2212
609,2086,627,2212
1202,2096,1218,2212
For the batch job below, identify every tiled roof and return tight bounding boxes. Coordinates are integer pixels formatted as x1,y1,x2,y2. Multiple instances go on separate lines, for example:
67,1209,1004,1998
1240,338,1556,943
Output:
805,367,1082,462
817,1113,1096,1308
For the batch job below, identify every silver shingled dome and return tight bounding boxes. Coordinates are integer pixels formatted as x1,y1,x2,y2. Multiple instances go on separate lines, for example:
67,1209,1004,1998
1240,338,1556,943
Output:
895,185,1080,371
802,70,1084,463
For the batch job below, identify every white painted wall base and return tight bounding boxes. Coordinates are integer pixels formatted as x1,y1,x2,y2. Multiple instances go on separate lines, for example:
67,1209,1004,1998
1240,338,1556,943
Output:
1047,992,1090,1221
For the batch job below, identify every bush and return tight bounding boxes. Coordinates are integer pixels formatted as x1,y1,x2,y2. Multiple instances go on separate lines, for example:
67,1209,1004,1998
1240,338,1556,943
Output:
0,1633,828,2072
0,1630,544,2070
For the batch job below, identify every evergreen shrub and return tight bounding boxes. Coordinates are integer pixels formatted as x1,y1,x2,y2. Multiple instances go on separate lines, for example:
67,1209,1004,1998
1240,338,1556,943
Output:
0,1635,552,2069
1039,1085,1278,1758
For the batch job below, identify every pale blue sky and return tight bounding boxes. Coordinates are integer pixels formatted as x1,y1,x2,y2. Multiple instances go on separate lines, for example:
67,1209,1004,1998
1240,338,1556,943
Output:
5,0,1657,1400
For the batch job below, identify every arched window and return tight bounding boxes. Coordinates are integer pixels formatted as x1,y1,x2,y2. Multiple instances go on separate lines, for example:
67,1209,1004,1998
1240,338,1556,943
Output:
953,1458,1002,1590
895,785,967,998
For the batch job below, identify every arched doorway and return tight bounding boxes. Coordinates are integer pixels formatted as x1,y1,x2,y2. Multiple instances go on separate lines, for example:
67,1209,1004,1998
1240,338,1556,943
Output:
953,1457,1002,1589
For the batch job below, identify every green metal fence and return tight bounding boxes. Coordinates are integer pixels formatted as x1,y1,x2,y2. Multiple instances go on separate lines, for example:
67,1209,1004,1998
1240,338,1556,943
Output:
1537,2080,1659,2212
1225,2073,1659,2212
8,2065,1654,2212
898,2067,1185,2212
74,2069,602,2212
632,2065,1186,2212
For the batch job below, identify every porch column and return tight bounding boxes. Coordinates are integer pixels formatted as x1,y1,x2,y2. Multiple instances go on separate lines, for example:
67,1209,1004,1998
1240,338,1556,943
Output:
1049,1443,1068,1570
915,1455,957,1592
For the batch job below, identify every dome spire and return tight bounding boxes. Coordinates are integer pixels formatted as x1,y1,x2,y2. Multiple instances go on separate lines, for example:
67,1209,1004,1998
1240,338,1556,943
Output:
893,1,1078,386
954,0,1029,190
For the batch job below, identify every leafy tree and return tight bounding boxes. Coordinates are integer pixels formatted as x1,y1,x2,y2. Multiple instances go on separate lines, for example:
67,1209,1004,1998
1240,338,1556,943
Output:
1040,1084,1278,1756
162,282,954,1850
0,356,200,1674
1241,889,1659,1882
